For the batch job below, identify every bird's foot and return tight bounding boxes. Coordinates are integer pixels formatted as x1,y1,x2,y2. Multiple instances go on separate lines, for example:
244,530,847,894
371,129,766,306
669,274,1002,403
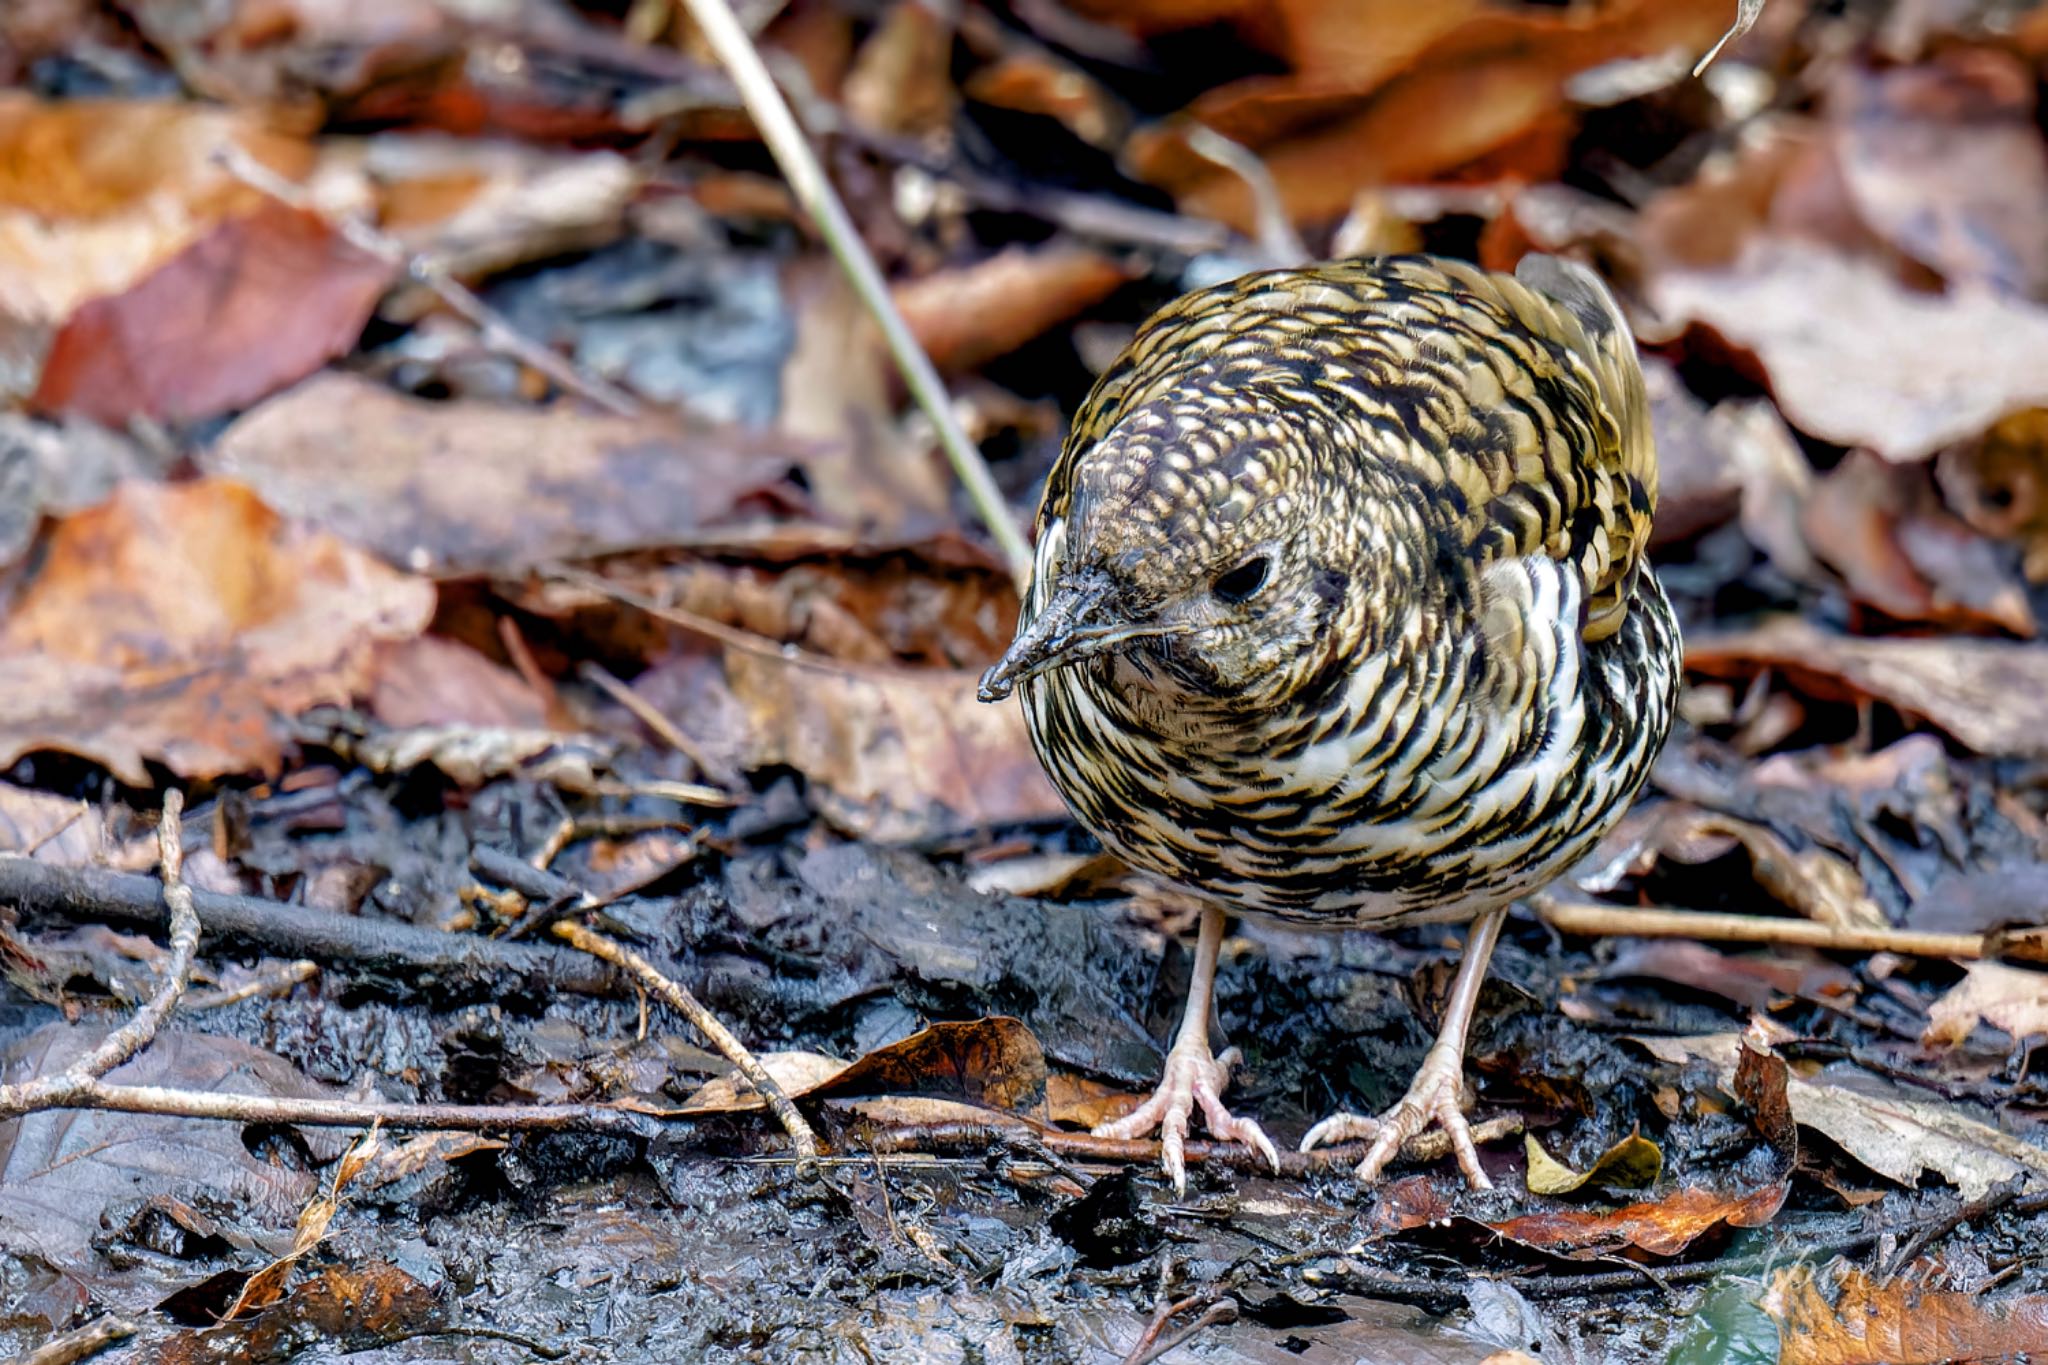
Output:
1094,1042,1280,1193
1299,1040,1492,1189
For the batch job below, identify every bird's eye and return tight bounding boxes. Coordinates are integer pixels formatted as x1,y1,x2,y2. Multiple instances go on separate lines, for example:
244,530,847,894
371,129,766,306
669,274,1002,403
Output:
1211,556,1271,604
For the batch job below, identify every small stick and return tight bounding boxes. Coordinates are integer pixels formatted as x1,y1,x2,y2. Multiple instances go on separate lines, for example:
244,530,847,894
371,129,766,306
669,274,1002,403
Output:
552,920,821,1165
213,144,643,417
3,1317,139,1365
1183,125,1307,267
0,857,619,997
0,795,201,1118
1694,0,1765,76
1122,1294,1238,1365
578,660,725,780
668,0,1032,584
1538,898,1989,959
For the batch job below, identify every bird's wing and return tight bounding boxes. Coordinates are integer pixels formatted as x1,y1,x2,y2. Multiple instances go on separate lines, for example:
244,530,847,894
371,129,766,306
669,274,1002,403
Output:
1469,254,1656,644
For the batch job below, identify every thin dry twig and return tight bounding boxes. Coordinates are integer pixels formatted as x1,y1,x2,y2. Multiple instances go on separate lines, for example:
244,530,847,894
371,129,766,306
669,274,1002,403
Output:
1122,1293,1239,1365
860,1113,1523,1177
213,144,643,417
2,1316,139,1365
668,0,1033,583
552,919,822,1165
0,856,619,997
1694,0,1766,76
1183,124,1308,267
0,794,201,1120
579,659,726,780
1538,897,1994,959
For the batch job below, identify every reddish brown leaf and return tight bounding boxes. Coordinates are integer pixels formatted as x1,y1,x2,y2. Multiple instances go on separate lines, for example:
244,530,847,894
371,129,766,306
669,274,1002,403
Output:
1650,240,2048,462
1489,1181,1788,1258
207,373,813,576
1767,1262,2048,1365
33,202,392,425
895,244,1138,373
1125,0,1734,231
0,96,316,328
1686,616,2048,760
680,1018,1048,1117
0,478,434,783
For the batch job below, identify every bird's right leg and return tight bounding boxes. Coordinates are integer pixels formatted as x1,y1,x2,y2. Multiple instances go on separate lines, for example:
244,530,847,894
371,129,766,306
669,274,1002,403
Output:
1093,903,1280,1193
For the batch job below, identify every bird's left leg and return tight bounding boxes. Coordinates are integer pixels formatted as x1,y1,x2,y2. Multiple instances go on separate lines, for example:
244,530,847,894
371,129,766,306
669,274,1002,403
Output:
1093,903,1280,1192
1300,907,1507,1189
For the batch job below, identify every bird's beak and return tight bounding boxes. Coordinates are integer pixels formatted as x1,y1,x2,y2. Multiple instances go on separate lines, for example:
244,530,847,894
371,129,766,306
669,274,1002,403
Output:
978,570,1182,701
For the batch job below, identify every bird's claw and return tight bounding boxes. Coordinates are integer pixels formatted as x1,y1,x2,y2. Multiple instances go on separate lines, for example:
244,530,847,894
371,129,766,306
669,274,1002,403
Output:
1299,1041,1492,1189
1094,1043,1280,1193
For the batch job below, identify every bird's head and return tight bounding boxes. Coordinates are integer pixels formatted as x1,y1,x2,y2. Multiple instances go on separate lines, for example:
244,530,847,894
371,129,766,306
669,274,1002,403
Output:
978,393,1386,710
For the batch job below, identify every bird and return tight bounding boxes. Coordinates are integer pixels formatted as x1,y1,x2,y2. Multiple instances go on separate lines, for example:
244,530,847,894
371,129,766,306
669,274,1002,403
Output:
977,253,1680,1192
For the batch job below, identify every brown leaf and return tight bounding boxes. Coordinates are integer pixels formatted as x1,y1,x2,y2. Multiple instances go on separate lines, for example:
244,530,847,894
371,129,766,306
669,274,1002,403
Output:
33,201,392,425
206,373,813,576
1489,1181,1787,1258
895,244,1137,374
0,96,317,328
1649,239,2048,462
369,636,551,731
1686,616,2048,760
1766,1261,2048,1365
1803,452,2034,636
1636,1030,2048,1199
679,1018,1048,1116
642,646,1063,841
0,478,435,783
1923,960,2048,1047
1829,50,2048,298
843,0,958,141
1126,0,1734,231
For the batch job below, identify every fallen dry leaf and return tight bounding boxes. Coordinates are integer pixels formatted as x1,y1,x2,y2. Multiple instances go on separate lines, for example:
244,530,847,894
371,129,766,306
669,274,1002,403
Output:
1636,1031,2048,1199
1828,50,2048,298
0,95,318,328
0,478,435,783
679,1018,1047,1116
34,202,392,426
1766,1261,2048,1365
1125,0,1734,231
1489,1181,1787,1257
638,644,1063,842
207,373,812,576
1803,451,2033,636
1923,960,2048,1048
1650,239,2048,461
1686,615,2048,760
895,244,1138,374
1523,1131,1662,1196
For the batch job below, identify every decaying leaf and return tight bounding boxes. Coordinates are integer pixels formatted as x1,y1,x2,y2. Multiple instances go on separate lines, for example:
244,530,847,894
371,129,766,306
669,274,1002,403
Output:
206,373,813,576
1523,1131,1662,1196
895,244,1138,374
642,646,1064,842
1650,240,2048,461
679,1017,1048,1117
0,96,319,327
0,478,436,783
33,202,393,425
1489,1181,1787,1258
1766,1260,2048,1365
1686,616,2048,760
1923,960,2048,1047
1636,1030,2048,1199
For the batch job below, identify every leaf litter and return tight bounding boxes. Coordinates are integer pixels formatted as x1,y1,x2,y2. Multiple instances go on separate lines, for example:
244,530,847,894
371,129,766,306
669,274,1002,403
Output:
2,1,2048,1362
